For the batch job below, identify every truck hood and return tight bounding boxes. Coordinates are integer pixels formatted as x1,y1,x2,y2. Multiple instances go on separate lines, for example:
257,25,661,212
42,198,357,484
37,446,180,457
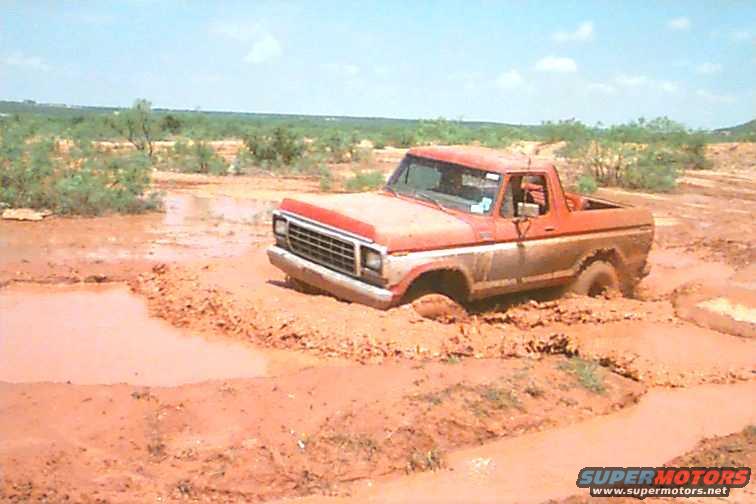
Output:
279,193,482,252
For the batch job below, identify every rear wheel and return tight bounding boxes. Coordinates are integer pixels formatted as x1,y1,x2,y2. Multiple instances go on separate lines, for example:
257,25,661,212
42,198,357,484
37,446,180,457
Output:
566,260,620,297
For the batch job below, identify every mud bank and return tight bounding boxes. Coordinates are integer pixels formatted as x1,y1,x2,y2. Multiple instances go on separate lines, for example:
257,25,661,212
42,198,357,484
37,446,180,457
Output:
0,357,642,503
288,381,756,504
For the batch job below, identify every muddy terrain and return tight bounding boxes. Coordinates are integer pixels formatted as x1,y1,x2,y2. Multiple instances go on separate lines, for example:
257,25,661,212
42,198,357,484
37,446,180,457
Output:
1,143,755,503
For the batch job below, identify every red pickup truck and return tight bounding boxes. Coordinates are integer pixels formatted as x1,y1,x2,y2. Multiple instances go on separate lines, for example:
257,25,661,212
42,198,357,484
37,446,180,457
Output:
267,146,653,309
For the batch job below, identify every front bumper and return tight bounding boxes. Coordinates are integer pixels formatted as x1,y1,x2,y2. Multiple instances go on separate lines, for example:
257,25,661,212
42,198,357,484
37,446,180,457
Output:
267,245,396,309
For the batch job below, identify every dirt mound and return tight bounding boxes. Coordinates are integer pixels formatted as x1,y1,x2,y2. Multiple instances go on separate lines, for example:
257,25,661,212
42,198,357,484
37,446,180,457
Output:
0,358,642,503
546,425,756,504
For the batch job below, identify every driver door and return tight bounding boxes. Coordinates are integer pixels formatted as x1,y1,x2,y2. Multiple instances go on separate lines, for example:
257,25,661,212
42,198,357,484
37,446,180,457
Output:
485,172,561,293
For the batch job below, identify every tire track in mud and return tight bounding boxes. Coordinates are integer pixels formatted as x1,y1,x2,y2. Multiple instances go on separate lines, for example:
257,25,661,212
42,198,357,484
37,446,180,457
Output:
131,261,754,387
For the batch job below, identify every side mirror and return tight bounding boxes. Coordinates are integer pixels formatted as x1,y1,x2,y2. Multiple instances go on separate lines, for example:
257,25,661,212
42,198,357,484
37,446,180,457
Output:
517,202,540,219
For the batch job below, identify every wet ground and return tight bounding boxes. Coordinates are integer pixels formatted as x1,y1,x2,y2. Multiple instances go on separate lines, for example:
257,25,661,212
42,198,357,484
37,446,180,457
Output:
1,143,755,502
0,282,325,386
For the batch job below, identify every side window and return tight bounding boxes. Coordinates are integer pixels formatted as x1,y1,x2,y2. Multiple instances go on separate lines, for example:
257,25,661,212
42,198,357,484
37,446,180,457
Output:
499,174,550,218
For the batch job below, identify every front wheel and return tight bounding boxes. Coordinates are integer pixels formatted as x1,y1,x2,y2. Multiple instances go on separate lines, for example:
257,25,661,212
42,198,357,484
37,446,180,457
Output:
566,260,620,297
411,293,467,321
286,276,323,295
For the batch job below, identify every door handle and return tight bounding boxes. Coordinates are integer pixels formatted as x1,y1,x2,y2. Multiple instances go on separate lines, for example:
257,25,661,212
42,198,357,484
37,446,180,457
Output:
545,226,556,232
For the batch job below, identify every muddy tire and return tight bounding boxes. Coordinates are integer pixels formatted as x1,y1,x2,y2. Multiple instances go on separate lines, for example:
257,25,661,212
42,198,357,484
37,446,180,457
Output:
286,276,323,295
567,260,620,297
411,294,467,321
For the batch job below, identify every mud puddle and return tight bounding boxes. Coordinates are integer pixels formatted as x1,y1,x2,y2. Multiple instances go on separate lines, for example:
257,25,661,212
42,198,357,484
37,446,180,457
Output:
316,381,756,504
0,282,325,386
132,192,277,261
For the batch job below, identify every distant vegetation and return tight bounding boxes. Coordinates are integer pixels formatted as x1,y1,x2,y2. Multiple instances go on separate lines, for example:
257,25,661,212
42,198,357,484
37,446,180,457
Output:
552,117,712,192
0,120,160,215
0,99,753,214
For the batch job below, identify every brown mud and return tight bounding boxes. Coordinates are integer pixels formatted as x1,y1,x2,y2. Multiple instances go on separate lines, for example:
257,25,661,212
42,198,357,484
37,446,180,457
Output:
282,382,755,504
1,144,755,502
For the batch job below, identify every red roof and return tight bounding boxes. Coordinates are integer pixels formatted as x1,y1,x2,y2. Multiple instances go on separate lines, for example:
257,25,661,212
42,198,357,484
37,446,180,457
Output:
407,145,554,174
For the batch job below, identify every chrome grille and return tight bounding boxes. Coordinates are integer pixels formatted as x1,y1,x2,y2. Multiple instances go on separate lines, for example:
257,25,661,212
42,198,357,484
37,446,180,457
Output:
288,222,356,275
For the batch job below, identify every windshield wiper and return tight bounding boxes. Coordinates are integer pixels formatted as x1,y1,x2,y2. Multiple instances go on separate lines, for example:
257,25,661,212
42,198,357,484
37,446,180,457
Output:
415,191,450,213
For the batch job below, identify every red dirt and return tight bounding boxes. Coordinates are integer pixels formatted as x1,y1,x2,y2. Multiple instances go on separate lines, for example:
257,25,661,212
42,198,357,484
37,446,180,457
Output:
0,357,642,503
1,144,755,502
281,382,756,504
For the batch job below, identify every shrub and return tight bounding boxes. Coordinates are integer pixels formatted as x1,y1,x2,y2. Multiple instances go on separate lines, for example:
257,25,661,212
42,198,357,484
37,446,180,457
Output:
111,99,160,159
0,123,161,215
318,166,334,192
243,126,304,166
54,154,158,215
317,131,357,162
541,119,591,144
576,174,598,194
169,140,228,175
345,170,384,192
193,141,228,175
623,146,679,192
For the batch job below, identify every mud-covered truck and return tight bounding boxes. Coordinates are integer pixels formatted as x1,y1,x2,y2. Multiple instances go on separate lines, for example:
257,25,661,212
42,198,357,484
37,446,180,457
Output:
267,146,654,309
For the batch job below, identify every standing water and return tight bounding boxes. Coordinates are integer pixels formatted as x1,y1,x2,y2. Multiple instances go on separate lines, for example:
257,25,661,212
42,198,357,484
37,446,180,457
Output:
0,282,316,386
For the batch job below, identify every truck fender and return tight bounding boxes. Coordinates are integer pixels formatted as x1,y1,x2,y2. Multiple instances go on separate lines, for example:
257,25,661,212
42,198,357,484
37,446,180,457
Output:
391,260,474,303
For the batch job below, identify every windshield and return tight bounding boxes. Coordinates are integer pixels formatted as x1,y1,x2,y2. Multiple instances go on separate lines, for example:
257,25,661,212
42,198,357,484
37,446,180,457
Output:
386,155,502,215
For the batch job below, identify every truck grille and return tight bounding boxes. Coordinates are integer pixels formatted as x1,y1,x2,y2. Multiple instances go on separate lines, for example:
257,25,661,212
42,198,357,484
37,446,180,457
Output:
288,222,356,275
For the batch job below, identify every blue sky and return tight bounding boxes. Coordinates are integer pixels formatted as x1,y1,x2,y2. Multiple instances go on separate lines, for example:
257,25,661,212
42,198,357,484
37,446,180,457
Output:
1,0,754,128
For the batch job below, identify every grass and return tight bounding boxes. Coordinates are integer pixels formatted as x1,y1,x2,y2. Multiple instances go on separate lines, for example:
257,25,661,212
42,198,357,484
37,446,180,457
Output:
323,433,379,459
558,357,606,394
406,448,444,473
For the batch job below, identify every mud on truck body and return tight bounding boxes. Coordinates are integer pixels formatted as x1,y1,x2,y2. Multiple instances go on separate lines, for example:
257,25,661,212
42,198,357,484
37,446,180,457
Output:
267,146,654,309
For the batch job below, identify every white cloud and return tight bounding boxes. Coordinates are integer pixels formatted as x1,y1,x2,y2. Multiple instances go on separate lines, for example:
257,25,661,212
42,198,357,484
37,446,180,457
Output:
210,21,283,64
552,21,594,43
374,65,390,77
613,75,680,94
615,74,649,87
65,12,115,25
323,63,361,77
667,17,691,31
587,82,617,95
696,89,736,104
3,52,50,71
209,21,261,42
695,62,722,75
534,56,577,73
495,69,525,89
731,30,753,42
659,81,679,93
244,34,282,64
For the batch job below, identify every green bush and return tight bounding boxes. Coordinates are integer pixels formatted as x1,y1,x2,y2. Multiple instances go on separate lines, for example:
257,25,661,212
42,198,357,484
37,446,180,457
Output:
243,126,304,166
576,174,598,194
317,131,357,162
54,153,161,215
168,140,228,175
345,170,384,192
0,123,161,215
318,166,334,192
623,146,680,192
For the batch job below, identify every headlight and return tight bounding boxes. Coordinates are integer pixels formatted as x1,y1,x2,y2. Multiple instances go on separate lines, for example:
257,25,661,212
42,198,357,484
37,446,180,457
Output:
273,218,287,236
363,249,382,271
